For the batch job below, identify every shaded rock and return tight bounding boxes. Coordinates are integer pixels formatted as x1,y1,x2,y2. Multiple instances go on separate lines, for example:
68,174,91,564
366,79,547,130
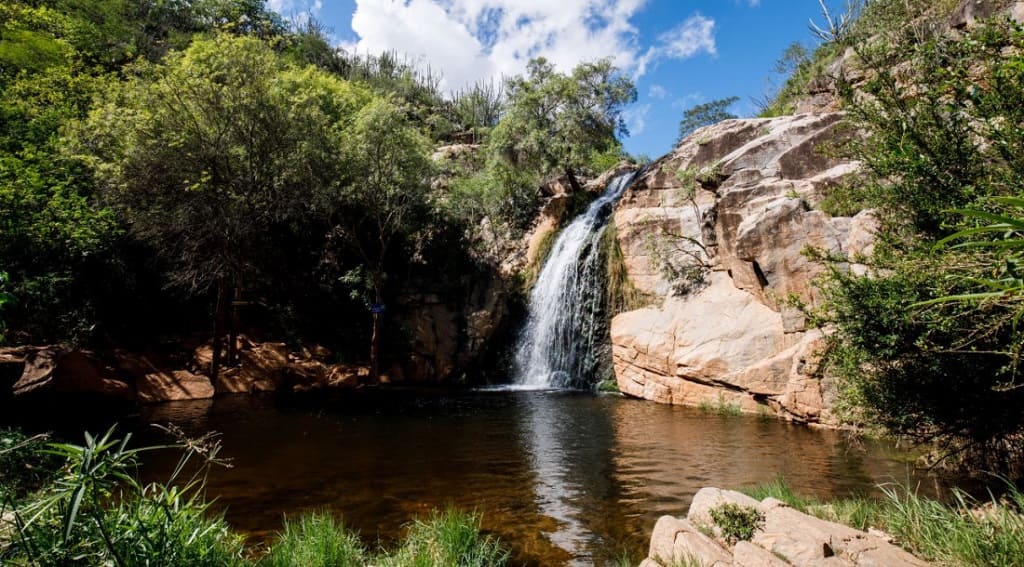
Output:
327,365,368,388
136,370,214,403
214,342,287,394
8,346,63,396
51,351,133,401
950,0,1003,28
2,346,132,401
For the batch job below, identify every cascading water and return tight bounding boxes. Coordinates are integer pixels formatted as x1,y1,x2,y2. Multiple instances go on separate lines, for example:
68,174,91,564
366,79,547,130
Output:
513,171,637,389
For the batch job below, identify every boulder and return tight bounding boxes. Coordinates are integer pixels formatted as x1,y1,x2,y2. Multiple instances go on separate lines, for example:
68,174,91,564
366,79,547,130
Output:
687,487,762,528
649,515,731,567
640,488,930,567
214,342,288,394
8,346,63,396
2,346,132,401
136,370,214,403
611,113,859,424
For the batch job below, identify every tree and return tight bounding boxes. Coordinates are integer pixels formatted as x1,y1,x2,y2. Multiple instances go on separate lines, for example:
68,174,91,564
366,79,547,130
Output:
488,57,636,192
677,96,739,142
332,98,434,378
73,34,370,379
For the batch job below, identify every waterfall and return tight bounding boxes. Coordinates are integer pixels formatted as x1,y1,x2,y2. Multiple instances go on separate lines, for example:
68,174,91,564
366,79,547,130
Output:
513,171,637,389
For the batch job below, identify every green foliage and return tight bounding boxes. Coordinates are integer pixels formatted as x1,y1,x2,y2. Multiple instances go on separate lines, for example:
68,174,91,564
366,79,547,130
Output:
709,503,764,545
259,512,367,567
601,222,654,317
814,19,1024,471
487,57,636,181
377,508,509,567
75,34,370,295
0,428,59,504
441,161,541,235
3,426,244,567
677,96,738,141
695,395,743,417
742,477,1024,567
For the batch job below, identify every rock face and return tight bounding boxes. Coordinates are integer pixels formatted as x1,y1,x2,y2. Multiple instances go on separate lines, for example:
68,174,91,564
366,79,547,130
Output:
640,487,929,567
612,113,868,424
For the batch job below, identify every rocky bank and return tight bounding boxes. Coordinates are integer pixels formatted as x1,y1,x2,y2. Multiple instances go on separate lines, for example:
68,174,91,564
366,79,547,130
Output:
611,113,872,424
640,487,927,567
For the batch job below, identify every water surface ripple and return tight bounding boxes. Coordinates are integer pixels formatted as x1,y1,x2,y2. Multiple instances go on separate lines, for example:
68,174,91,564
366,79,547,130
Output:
131,390,931,566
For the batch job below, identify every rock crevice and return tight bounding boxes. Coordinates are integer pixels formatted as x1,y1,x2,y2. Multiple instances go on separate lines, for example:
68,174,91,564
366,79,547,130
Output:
612,113,870,423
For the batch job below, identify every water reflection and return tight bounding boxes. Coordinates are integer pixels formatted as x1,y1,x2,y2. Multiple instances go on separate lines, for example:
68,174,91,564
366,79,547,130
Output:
121,390,937,566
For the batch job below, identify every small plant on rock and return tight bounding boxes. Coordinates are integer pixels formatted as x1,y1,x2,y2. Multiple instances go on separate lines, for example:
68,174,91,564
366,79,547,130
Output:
709,503,765,545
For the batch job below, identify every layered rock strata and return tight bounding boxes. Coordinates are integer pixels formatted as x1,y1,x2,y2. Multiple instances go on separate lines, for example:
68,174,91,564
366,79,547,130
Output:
612,113,872,424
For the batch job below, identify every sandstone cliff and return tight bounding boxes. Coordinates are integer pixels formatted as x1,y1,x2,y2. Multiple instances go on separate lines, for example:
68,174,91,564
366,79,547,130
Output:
611,113,875,424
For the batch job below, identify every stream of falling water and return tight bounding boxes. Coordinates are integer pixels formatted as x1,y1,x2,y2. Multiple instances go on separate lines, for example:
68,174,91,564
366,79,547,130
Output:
513,171,637,389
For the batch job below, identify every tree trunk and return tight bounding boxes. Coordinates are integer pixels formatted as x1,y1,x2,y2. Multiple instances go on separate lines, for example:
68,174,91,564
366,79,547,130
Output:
370,283,383,381
227,285,239,366
564,167,583,194
211,282,229,382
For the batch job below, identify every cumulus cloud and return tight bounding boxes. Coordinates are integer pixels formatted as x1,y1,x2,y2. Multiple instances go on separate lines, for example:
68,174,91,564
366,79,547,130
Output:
267,0,322,21
333,0,717,92
622,103,652,135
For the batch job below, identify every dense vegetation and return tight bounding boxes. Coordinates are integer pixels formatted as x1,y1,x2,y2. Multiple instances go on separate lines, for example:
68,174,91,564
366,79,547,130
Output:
0,426,509,566
762,0,1024,472
0,0,635,377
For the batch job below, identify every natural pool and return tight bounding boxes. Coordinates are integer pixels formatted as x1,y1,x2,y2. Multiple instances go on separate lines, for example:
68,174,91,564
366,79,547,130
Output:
115,388,938,566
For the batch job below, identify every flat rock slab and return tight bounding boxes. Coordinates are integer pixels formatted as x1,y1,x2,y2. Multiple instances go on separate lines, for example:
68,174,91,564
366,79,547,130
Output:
640,487,931,567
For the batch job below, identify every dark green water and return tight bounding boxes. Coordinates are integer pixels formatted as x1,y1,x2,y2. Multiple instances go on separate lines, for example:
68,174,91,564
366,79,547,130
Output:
119,389,935,566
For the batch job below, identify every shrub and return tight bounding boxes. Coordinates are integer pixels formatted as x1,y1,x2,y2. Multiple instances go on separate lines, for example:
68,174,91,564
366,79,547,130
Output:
3,426,244,567
709,503,764,545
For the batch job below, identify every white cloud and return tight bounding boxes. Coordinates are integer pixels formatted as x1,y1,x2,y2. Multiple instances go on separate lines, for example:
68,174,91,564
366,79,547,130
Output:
648,84,668,99
333,0,717,92
622,103,651,135
267,0,322,20
634,14,716,79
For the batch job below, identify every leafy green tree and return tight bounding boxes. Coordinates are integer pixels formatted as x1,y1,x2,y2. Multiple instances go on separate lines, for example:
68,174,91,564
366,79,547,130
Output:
677,96,739,141
331,98,434,378
73,34,371,378
820,19,1024,470
488,57,636,192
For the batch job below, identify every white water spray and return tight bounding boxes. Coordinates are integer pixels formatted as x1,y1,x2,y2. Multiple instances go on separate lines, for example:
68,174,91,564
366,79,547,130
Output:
513,171,636,389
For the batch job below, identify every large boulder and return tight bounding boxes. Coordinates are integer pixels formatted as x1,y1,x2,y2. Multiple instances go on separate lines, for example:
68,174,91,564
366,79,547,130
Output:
611,113,864,424
136,370,214,404
2,346,132,401
639,488,930,567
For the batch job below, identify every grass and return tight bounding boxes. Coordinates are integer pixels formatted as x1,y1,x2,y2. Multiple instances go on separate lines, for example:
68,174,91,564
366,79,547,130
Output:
1,427,510,567
376,508,509,567
602,223,655,317
259,512,366,567
696,394,743,417
741,476,1024,566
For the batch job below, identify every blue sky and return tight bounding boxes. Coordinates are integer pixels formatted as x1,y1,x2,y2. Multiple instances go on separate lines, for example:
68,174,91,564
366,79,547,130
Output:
269,0,847,159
